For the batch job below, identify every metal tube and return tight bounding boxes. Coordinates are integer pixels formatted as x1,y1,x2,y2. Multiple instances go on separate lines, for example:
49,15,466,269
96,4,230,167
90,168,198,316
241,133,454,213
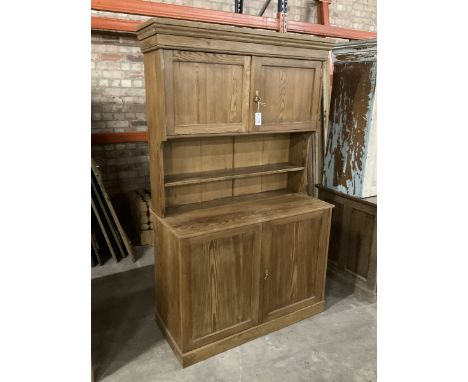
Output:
259,0,273,16
235,0,243,13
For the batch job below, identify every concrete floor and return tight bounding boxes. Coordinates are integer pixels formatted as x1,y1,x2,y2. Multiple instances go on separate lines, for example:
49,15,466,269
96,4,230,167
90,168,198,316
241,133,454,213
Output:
92,245,154,279
92,265,376,382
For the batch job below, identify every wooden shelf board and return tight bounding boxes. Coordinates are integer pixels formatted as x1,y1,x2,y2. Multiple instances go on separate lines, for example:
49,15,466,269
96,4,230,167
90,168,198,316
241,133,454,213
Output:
164,163,304,187
166,129,315,140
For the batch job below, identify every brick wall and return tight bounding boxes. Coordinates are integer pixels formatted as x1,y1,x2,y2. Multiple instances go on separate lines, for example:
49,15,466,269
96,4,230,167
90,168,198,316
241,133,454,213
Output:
91,34,150,195
91,0,376,195
330,0,377,32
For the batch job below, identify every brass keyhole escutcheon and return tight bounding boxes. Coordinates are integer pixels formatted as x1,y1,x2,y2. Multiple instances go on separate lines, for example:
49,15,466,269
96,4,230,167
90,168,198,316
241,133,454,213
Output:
264,270,270,280
254,90,266,111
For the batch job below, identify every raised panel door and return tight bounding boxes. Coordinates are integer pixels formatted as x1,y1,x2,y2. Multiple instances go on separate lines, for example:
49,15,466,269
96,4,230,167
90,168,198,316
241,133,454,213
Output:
164,50,251,136
260,210,331,322
345,207,376,283
181,225,261,350
250,57,322,132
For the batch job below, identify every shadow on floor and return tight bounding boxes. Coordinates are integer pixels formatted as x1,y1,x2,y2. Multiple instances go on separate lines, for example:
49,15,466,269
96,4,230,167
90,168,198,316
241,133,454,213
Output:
324,275,356,309
92,266,160,380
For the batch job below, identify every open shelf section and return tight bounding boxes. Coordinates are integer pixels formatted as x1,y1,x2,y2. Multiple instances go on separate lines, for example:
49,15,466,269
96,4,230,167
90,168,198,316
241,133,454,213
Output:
164,162,305,188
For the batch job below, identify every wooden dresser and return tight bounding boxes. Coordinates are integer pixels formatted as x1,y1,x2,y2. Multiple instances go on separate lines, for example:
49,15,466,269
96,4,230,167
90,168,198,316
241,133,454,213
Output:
137,18,336,367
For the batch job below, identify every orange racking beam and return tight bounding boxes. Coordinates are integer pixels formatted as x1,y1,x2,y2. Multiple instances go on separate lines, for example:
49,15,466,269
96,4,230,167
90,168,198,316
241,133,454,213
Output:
91,0,376,39
91,0,278,30
91,131,148,144
91,16,140,32
288,20,375,40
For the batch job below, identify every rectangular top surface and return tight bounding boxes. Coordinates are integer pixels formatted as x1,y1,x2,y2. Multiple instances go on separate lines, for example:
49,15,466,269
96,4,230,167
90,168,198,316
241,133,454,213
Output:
154,192,333,238
136,17,341,49
316,185,377,206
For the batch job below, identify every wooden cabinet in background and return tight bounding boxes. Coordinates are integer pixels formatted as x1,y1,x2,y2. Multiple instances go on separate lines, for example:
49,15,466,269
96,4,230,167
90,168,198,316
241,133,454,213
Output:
138,17,338,367
317,185,377,299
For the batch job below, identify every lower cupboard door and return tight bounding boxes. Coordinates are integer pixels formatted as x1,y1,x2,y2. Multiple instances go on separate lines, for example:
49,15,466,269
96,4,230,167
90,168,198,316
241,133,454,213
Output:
181,225,261,350
260,210,330,322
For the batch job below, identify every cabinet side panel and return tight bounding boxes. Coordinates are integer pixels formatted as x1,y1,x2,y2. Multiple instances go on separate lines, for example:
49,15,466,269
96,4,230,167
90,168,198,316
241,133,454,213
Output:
144,51,166,215
315,209,332,300
345,208,375,279
154,219,181,348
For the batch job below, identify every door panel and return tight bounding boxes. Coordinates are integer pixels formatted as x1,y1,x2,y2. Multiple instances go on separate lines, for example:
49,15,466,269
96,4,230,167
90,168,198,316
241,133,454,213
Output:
345,208,376,280
260,210,330,322
164,50,251,136
182,226,260,350
250,57,322,132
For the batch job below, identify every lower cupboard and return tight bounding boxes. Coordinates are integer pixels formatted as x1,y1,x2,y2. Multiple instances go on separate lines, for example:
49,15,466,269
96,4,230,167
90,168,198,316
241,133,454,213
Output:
152,194,333,366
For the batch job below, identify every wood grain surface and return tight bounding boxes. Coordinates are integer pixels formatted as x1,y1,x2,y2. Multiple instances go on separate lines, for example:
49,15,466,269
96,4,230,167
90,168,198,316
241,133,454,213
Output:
164,51,251,136
165,163,304,187
183,226,261,349
317,185,376,297
250,57,322,132
138,18,334,366
161,192,332,238
260,210,331,322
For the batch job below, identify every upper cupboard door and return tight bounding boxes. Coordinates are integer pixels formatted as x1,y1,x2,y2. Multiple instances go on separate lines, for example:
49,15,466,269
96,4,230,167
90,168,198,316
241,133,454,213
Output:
164,51,251,136
250,57,322,132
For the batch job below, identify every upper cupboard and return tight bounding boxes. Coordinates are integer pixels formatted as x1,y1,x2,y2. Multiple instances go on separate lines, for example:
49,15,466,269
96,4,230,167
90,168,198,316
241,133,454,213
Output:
159,50,324,137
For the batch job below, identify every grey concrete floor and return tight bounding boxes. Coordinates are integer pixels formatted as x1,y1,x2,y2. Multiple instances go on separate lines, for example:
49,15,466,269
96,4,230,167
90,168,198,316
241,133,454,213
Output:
92,266,376,382
92,246,154,280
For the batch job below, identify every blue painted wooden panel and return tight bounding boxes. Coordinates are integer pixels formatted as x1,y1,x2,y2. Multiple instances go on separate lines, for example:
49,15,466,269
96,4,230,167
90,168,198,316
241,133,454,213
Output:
323,41,377,198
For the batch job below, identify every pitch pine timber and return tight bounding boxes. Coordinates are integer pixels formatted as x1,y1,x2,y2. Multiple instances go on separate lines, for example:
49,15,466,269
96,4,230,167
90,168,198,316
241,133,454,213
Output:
137,17,335,366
